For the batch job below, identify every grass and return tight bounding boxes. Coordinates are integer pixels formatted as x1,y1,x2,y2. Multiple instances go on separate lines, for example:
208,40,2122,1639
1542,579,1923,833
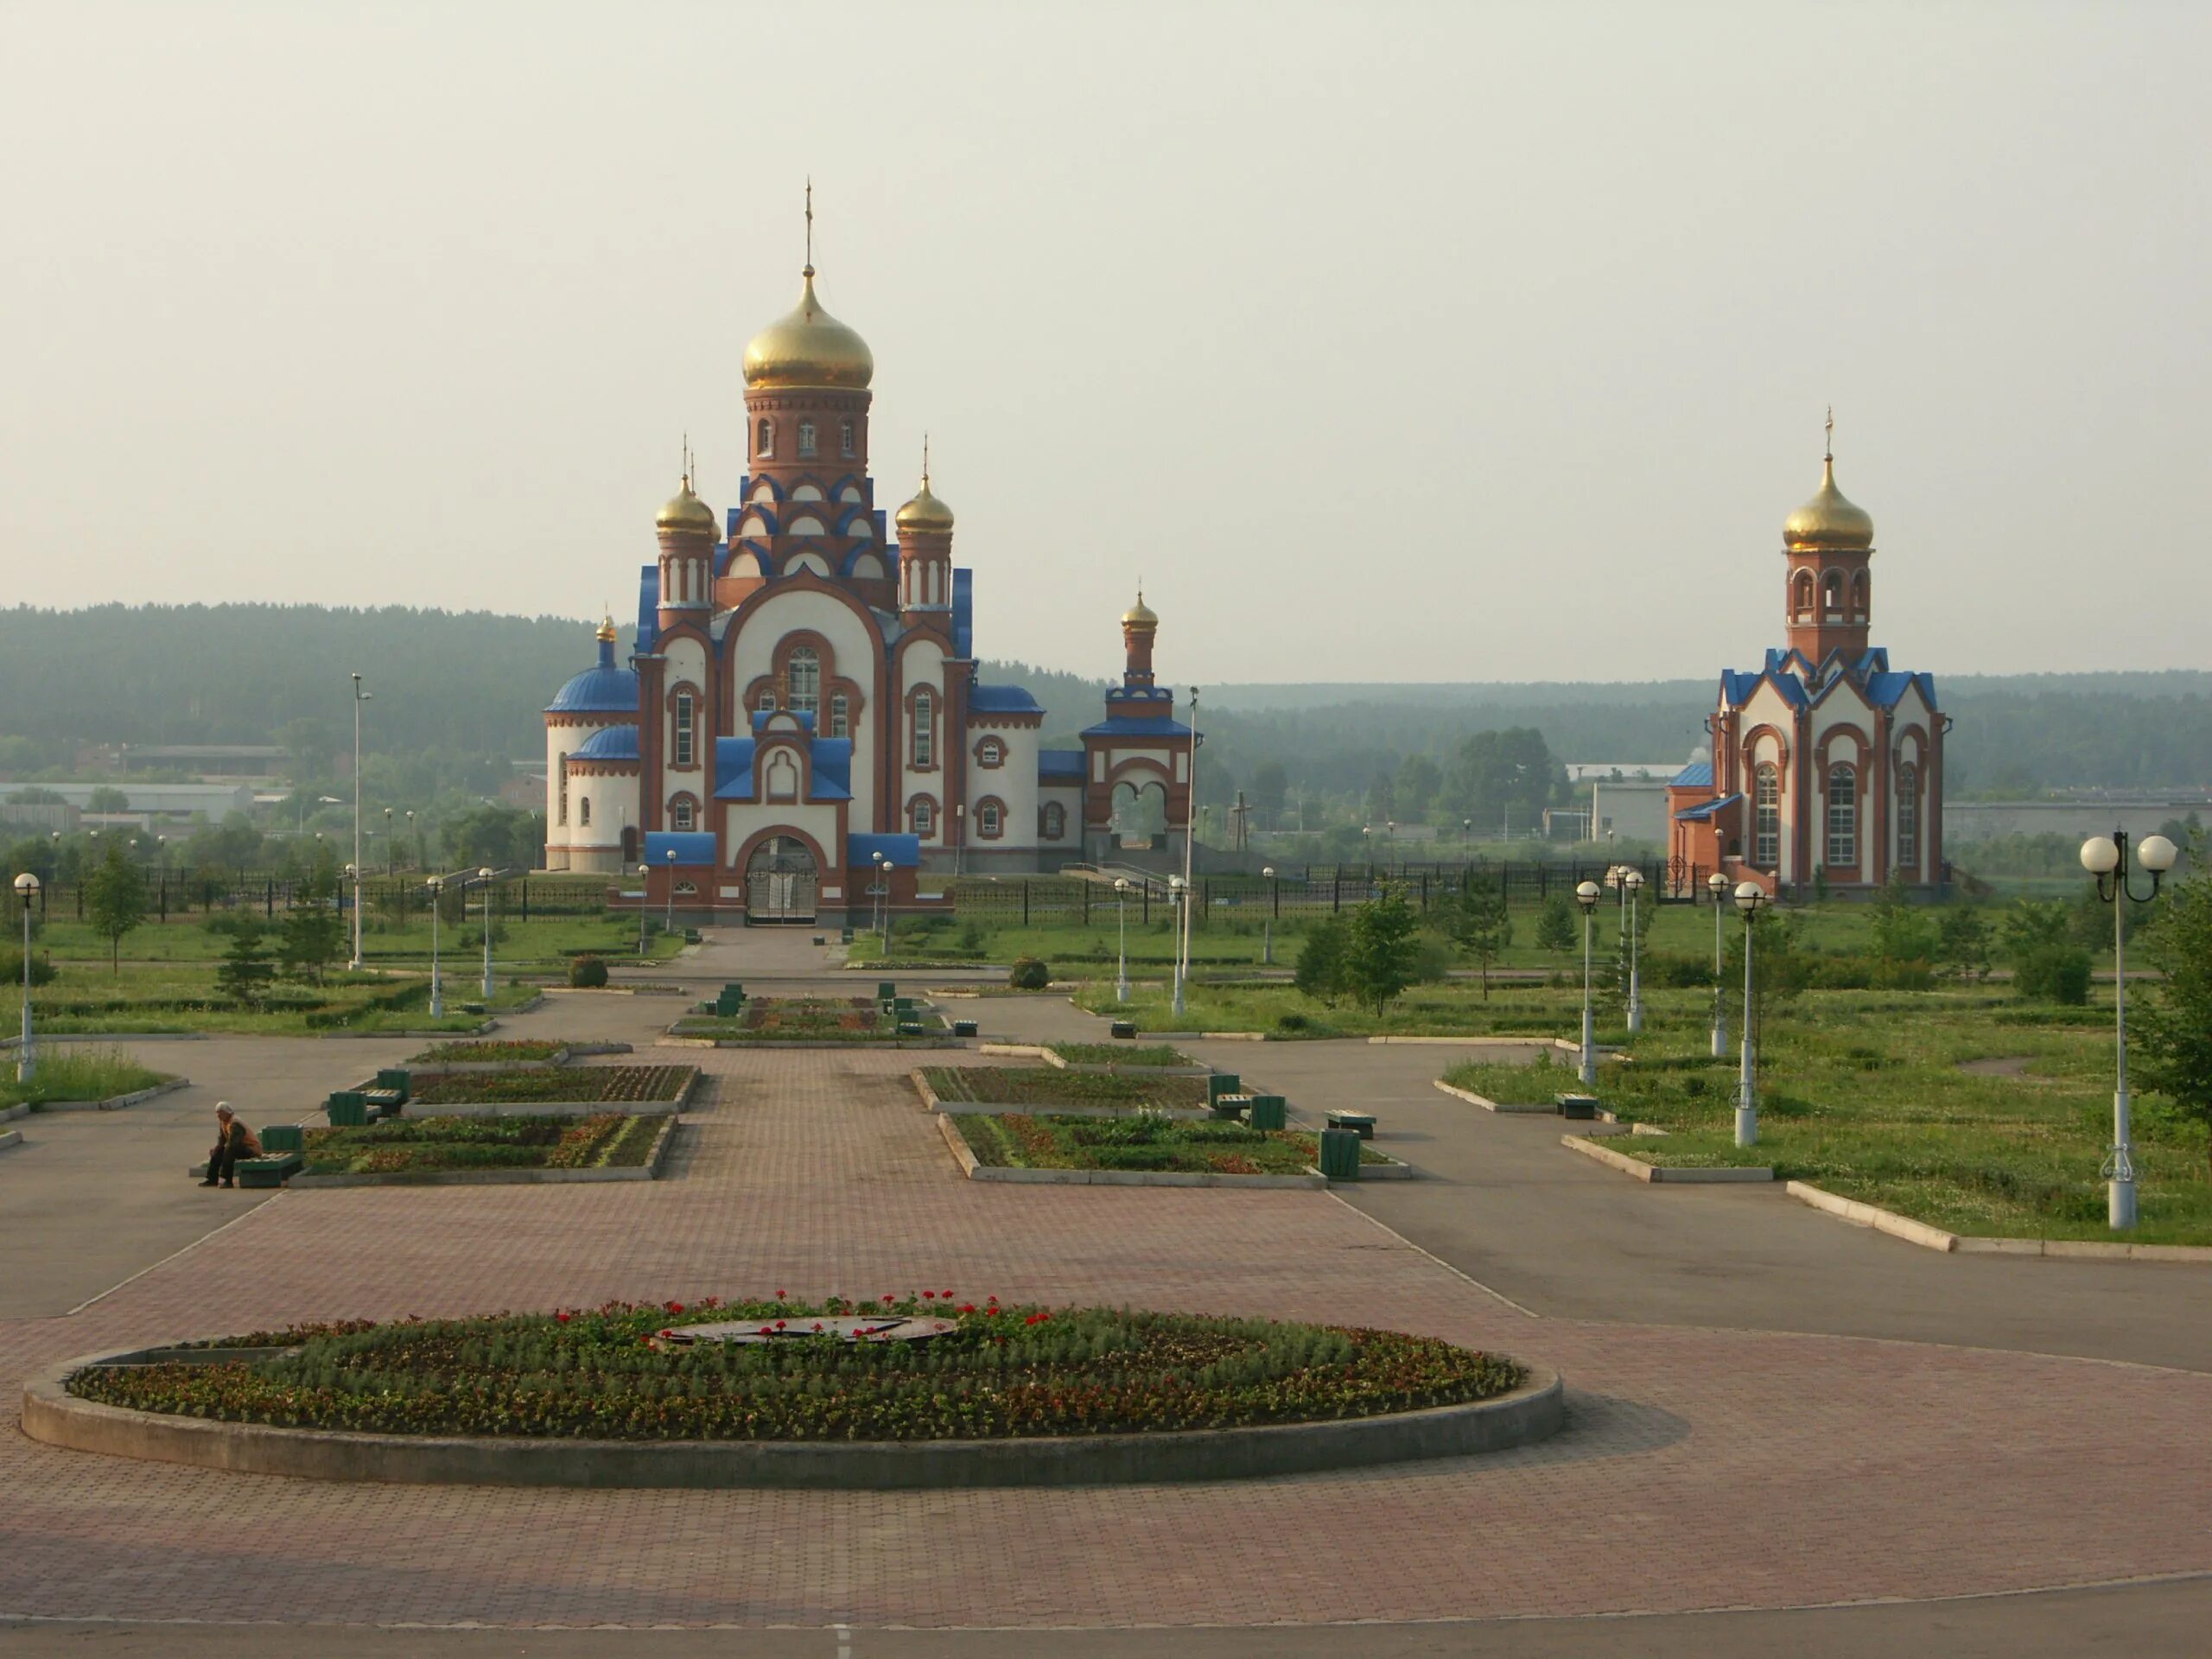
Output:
410,1066,694,1105
0,1045,168,1110
922,1066,1208,1110
1048,1043,1198,1068
301,1111,666,1175
1439,988,2212,1245
24,912,682,969
65,1298,1524,1440
954,1112,1371,1175
2,961,538,1034
1077,978,1609,1040
409,1039,569,1063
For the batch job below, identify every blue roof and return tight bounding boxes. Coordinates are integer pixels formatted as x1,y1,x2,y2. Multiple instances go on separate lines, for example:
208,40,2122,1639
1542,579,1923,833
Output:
953,569,974,659
848,832,921,870
969,683,1043,715
751,709,817,734
1080,715,1192,739
572,724,639,761
1674,792,1743,823
1669,761,1713,788
808,737,853,800
644,831,715,866
1039,748,1086,783
635,566,658,655
714,737,757,799
547,635,640,714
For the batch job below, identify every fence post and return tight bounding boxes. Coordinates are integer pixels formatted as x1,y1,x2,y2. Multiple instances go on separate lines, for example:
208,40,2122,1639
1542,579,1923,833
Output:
159,876,167,923
265,880,274,919
1022,883,1029,926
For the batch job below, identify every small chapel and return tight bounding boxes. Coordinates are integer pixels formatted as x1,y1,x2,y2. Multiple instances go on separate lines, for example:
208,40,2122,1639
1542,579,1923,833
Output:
1667,424,1948,896
541,213,1192,923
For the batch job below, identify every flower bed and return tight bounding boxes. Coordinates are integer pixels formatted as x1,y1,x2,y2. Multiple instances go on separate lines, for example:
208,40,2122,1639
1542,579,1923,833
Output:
62,1296,1523,1441
410,1065,692,1105
921,1066,1207,1110
1048,1043,1198,1069
954,1112,1380,1175
671,996,938,1044
302,1112,666,1175
409,1039,568,1064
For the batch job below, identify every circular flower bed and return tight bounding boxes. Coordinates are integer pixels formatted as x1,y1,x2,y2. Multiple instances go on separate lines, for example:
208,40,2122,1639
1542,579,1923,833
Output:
66,1296,1524,1442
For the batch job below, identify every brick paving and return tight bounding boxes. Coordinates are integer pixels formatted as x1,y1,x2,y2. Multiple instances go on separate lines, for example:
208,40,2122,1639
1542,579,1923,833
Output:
3,956,2211,1629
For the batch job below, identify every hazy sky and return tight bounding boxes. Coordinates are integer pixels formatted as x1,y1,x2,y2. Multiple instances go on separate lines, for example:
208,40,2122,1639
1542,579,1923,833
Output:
4,2,2207,683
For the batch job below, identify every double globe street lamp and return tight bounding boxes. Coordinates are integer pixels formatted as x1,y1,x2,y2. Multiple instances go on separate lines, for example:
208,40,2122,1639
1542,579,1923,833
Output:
425,874,445,1018
1707,870,1731,1058
2079,829,2178,1230
14,872,39,1083
1113,877,1131,1003
1732,880,1770,1147
1606,865,1646,1033
1168,875,1189,1017
478,868,498,998
1574,879,1601,1086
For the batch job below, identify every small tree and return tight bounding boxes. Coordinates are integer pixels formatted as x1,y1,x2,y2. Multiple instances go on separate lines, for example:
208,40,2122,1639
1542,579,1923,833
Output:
1294,913,1350,1007
278,902,345,985
1445,876,1513,999
213,917,276,1008
1534,894,1576,956
2134,853,2212,1175
1936,902,1993,983
2005,900,2092,1005
84,842,148,972
1344,883,1423,1015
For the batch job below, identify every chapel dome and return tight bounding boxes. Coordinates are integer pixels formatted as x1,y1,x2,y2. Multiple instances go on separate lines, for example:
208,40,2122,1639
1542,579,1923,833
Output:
655,478,716,537
546,621,639,716
1122,592,1159,628
742,270,874,391
895,475,955,535
1783,457,1875,552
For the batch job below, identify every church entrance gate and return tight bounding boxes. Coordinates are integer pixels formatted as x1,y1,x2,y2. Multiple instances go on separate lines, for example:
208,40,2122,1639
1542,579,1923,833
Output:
745,836,818,925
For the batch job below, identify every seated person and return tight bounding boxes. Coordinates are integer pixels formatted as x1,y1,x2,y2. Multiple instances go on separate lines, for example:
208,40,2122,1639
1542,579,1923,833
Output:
200,1103,263,1188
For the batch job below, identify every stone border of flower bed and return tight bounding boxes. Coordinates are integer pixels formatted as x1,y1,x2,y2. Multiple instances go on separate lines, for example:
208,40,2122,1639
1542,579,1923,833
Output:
0,1128,22,1154
1783,1180,2212,1261
357,1067,704,1119
21,1348,1563,1489
287,1110,680,1188
1561,1135,1773,1184
908,1069,1211,1121
1432,1080,1556,1115
17,1077,190,1115
937,1111,1356,1190
982,1042,1211,1075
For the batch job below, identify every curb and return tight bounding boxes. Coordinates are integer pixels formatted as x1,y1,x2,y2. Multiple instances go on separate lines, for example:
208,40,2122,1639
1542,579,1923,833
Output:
1432,1081,1554,1114
1784,1180,2212,1262
0,1103,28,1124
30,1077,190,1114
0,1128,21,1154
289,1112,679,1188
1561,1135,1772,1184
21,1352,1564,1490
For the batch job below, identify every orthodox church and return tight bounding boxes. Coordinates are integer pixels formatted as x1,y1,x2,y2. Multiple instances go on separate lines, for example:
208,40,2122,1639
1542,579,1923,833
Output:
1667,424,1947,895
543,226,1192,922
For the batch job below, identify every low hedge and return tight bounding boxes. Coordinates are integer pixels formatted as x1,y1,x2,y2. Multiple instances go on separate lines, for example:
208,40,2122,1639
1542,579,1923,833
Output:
64,1297,1523,1441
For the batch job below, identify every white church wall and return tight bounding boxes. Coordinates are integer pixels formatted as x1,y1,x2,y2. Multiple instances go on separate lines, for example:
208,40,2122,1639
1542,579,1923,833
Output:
728,590,880,829
899,638,947,842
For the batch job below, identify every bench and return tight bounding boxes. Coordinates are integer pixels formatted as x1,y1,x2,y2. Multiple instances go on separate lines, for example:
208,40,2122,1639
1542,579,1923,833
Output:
1109,1020,1138,1040
951,1019,979,1039
1325,1109,1376,1140
361,1089,405,1119
238,1152,304,1188
1211,1094,1253,1122
1555,1093,1600,1121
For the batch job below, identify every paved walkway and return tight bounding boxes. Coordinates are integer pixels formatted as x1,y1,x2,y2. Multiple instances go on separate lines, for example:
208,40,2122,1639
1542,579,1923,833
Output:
1,931,2208,1644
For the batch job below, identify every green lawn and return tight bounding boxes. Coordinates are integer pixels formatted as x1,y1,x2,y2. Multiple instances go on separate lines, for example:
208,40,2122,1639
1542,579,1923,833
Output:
3,960,539,1034
1075,977,1611,1040
24,912,681,969
954,1112,1357,1175
1048,1043,1198,1068
0,1045,168,1111
1440,988,2212,1245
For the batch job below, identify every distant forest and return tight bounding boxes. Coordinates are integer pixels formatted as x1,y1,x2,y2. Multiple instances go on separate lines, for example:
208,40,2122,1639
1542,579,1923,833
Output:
0,606,2206,806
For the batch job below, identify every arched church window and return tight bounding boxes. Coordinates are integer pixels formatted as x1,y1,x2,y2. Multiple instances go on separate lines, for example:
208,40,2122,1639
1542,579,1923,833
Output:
978,737,1003,767
758,690,777,715
912,690,934,768
1852,569,1869,618
673,691,696,768
1896,763,1918,869
787,646,820,715
1754,764,1779,868
671,798,695,831
579,797,591,828
829,692,849,739
1793,570,1815,619
756,418,773,459
557,753,569,826
1826,765,1857,868
840,420,855,459
1041,802,1065,840
1823,571,1842,613
798,420,817,459
912,798,935,837
979,801,1002,838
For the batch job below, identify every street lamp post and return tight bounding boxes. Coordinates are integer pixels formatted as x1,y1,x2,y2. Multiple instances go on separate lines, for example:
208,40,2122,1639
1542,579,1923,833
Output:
350,672,371,970
344,864,358,970
384,807,394,874
664,849,677,938
1169,874,1187,1017
637,864,651,956
404,810,416,871
14,872,39,1083
478,867,496,997
1178,687,1201,1007
2080,829,2178,1230
1574,880,1601,1085
1733,880,1770,1146
1707,870,1730,1058
1114,878,1130,1002
426,875,444,1018
1623,868,1645,1033
1262,865,1276,964
872,851,887,942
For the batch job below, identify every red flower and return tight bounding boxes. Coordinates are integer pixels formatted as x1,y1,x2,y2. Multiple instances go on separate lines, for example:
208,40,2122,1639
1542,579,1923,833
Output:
776,1289,787,1299
757,1326,774,1336
665,1300,684,1314
986,1295,998,1305
775,1319,787,1329
555,1312,572,1324
958,1304,976,1313
881,1294,896,1305
811,1322,823,1332
922,1291,935,1300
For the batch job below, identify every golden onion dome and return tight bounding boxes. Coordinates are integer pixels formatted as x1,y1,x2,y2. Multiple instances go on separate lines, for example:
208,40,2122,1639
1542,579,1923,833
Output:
895,474,955,536
742,268,874,391
1122,591,1159,629
1783,456,1875,552
595,613,618,644
655,478,716,537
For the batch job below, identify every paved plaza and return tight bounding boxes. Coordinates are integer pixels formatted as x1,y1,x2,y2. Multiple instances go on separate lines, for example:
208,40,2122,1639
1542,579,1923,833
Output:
2,930,2209,1653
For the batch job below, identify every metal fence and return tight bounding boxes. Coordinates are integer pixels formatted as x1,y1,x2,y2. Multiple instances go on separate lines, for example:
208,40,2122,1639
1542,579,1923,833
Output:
7,869,613,926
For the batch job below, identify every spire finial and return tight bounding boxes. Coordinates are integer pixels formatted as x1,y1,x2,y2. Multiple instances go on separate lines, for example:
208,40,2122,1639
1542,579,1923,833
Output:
921,431,931,487
804,177,814,277
1824,405,1834,464
681,430,691,492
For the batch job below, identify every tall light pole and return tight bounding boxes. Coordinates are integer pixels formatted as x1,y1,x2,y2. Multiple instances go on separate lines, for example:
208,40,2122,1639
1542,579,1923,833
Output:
426,874,444,1018
344,864,358,969
477,866,496,998
1178,688,1201,1005
1575,880,1600,1086
872,850,887,941
404,809,416,872
383,807,394,874
1733,880,1770,1146
14,872,39,1083
637,863,651,956
1707,869,1730,1058
1115,875,1132,1008
664,848,677,938
1169,874,1187,1017
1262,865,1277,965
349,673,370,969
1622,867,1644,1033
2080,830,2177,1230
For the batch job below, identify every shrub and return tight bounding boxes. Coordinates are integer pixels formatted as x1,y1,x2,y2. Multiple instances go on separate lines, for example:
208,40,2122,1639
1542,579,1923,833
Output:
0,947,56,988
569,955,610,988
1007,957,1050,990
2013,944,2092,1005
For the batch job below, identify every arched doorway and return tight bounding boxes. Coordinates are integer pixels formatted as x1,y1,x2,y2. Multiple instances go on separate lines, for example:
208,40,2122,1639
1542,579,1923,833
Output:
745,835,817,924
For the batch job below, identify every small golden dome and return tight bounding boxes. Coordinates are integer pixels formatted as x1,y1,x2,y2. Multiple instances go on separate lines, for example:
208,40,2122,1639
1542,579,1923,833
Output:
742,269,874,391
1783,457,1874,551
655,478,716,537
895,474,955,536
1122,591,1159,629
595,613,618,644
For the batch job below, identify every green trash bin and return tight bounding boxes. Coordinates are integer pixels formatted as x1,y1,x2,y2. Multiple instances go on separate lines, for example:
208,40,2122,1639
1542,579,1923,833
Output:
326,1090,369,1128
260,1123,305,1154
374,1068,411,1104
877,981,898,1001
1318,1128,1362,1180
1206,1073,1243,1104
1248,1094,1287,1131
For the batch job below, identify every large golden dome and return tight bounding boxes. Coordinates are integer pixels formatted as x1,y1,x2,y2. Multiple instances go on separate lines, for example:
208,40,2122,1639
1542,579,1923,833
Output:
655,477,716,537
742,269,874,391
895,475,955,535
1122,591,1159,629
1783,457,1874,552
